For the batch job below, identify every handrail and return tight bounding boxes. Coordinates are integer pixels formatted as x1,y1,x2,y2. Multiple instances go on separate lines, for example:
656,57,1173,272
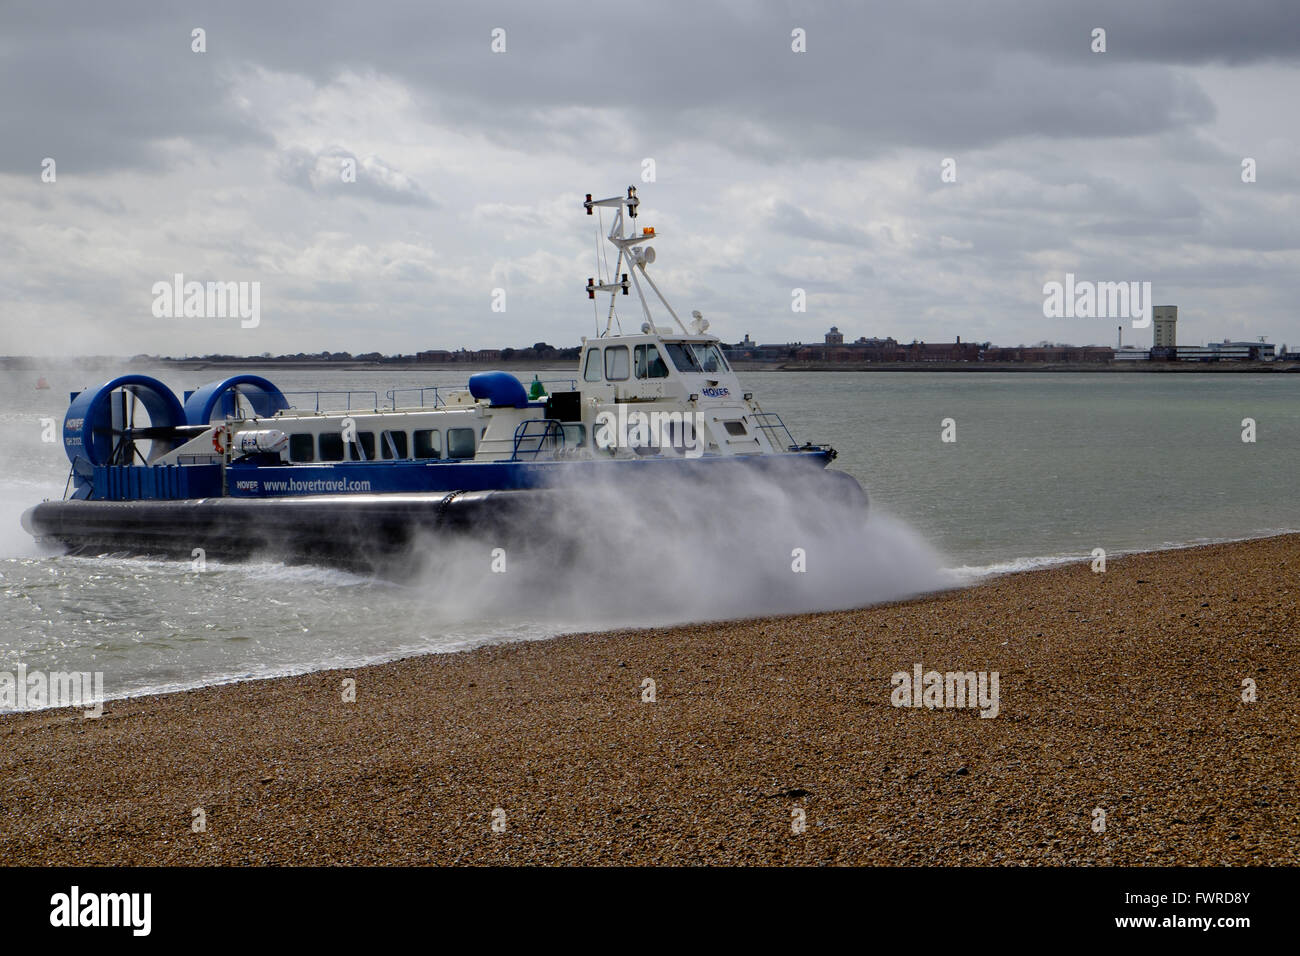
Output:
387,379,579,409
281,390,380,413
751,412,800,451
386,386,447,409
510,419,567,461
279,379,583,414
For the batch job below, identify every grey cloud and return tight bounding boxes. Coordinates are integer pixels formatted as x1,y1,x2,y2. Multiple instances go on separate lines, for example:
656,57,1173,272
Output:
1,0,1298,354
768,201,874,246
276,145,436,206
6,0,1294,177
67,190,129,215
0,6,273,175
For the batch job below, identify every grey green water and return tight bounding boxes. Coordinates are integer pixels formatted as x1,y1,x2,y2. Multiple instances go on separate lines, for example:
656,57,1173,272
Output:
754,371,1300,572
2,367,1296,706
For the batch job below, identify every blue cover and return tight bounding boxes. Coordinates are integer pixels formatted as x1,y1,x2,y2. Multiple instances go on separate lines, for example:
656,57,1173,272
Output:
468,371,528,408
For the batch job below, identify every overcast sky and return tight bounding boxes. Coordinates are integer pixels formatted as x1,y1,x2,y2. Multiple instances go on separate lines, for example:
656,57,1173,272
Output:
2,0,1299,356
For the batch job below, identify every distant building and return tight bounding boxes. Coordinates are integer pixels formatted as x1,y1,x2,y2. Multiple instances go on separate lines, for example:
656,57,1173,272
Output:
1173,341,1275,362
1113,348,1151,361
984,344,1113,363
724,329,1117,364
901,337,985,362
1153,305,1177,349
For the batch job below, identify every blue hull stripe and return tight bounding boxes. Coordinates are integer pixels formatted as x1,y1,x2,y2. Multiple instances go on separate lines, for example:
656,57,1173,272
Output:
225,451,833,498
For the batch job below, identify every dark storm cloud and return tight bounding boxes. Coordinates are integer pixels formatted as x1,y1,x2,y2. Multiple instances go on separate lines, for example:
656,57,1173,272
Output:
0,5,273,175
4,0,1297,177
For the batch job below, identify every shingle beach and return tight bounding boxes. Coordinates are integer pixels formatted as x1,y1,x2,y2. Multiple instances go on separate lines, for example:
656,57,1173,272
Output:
2,535,1296,865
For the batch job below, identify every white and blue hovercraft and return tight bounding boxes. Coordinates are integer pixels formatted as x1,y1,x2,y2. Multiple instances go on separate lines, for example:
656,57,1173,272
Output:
23,187,865,572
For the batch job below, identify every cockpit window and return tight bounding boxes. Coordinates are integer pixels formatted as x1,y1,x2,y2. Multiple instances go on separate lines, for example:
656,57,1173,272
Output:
689,343,728,373
583,348,602,382
664,342,728,374
604,345,630,381
664,342,700,372
635,344,669,379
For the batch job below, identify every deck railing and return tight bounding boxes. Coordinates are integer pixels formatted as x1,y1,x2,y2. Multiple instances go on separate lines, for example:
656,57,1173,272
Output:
751,412,800,451
275,379,585,413
281,390,381,413
510,419,567,460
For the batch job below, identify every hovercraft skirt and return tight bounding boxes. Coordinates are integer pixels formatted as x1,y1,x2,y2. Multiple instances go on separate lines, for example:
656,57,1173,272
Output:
21,490,560,573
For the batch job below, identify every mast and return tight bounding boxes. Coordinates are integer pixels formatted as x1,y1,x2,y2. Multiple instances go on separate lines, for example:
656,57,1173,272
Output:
584,186,691,336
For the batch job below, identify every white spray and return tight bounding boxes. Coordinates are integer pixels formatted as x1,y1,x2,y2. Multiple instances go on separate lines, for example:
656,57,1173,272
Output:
402,467,952,632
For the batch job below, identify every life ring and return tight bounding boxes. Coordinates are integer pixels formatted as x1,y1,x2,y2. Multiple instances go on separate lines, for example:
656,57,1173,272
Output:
212,426,227,455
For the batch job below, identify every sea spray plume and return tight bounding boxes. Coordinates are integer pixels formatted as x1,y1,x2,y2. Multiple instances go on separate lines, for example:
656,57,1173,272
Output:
401,467,952,630
0,485,49,559
0,365,85,559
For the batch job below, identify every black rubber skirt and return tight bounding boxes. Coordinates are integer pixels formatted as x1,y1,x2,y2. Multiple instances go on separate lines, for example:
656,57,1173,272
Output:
22,469,869,575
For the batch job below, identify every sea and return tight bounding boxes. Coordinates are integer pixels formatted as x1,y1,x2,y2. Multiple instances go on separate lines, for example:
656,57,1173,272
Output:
2,365,1296,708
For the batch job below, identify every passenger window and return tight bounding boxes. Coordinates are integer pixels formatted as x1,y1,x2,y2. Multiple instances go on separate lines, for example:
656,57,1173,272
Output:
583,348,602,382
289,433,315,462
381,430,408,459
604,345,630,381
318,432,344,461
348,431,375,461
413,429,441,459
447,427,476,459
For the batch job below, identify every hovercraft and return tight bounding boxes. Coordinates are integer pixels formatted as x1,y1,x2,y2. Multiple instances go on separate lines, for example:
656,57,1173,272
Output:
22,187,866,573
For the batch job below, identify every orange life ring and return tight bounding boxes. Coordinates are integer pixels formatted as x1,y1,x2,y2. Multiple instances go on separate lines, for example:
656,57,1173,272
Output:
212,427,227,454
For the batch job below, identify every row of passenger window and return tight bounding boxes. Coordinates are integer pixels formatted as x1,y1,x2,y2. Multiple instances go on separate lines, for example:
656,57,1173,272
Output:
287,427,477,463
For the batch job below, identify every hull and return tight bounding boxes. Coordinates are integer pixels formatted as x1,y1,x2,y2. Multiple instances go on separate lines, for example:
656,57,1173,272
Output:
23,466,868,575
23,490,553,572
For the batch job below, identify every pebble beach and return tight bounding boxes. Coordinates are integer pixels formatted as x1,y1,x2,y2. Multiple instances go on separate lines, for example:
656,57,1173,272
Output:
2,534,1296,866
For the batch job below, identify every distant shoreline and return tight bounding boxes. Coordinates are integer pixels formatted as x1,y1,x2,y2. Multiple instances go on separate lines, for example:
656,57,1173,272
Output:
0,358,576,374
3,357,1296,374
731,361,1299,373
153,360,577,373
